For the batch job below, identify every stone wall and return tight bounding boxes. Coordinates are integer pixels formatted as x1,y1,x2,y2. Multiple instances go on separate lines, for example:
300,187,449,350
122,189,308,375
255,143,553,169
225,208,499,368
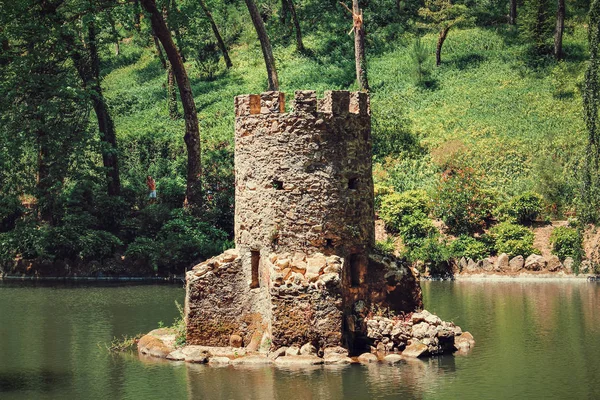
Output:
234,90,374,259
185,91,423,355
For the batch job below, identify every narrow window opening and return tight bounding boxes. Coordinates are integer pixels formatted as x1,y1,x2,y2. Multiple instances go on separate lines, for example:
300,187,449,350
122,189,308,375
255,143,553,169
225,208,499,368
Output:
272,179,284,190
348,177,359,190
350,254,361,287
325,239,334,248
251,251,260,288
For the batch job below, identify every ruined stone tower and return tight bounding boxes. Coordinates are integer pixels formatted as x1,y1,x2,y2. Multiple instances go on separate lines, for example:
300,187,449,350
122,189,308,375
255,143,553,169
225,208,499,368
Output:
185,91,422,355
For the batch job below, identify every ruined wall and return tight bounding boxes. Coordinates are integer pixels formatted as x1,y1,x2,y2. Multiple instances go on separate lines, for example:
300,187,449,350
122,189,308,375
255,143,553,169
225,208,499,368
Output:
185,90,423,355
234,90,374,259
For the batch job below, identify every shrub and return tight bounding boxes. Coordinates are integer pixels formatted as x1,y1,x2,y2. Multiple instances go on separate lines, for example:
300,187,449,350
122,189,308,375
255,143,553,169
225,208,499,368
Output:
549,226,583,261
448,235,491,260
0,195,24,232
496,192,543,225
78,230,123,261
379,190,431,232
124,237,159,272
489,222,536,257
407,236,451,276
374,184,394,210
157,176,186,210
375,237,396,254
433,168,496,235
397,211,436,247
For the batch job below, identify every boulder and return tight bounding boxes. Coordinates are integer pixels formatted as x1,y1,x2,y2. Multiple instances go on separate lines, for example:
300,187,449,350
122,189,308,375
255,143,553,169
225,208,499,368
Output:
459,257,468,272
181,346,209,363
323,354,352,365
546,255,562,272
401,342,429,358
275,355,324,366
285,345,300,356
268,347,288,360
384,354,403,364
466,258,479,272
411,310,431,324
481,258,494,272
357,353,378,363
138,333,175,359
496,253,509,271
563,257,574,274
300,343,317,356
509,255,524,272
229,334,243,348
323,346,348,356
580,260,591,274
455,331,475,352
524,254,546,271
424,314,442,326
411,322,430,339
208,356,231,365
166,349,185,361
230,355,273,365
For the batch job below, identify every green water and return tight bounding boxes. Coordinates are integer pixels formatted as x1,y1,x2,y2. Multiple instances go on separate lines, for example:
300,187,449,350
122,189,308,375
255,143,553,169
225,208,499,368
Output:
1,280,599,399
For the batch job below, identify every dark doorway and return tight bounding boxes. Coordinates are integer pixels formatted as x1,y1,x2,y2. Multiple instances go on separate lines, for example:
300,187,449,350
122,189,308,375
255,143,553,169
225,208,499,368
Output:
251,251,260,288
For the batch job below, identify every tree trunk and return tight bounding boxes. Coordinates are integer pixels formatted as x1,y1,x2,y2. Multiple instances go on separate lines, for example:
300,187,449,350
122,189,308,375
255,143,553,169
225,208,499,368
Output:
152,29,167,69
134,0,141,33
36,128,52,222
198,0,233,68
280,0,288,24
436,27,449,66
168,0,186,62
107,13,120,56
353,0,369,91
286,0,305,53
554,0,565,60
141,0,202,209
87,22,121,196
244,0,280,91
167,65,179,119
509,0,517,25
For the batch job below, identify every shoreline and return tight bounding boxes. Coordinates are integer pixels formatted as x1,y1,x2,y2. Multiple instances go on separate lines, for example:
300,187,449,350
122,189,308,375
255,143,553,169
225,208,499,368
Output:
449,273,595,282
0,275,185,283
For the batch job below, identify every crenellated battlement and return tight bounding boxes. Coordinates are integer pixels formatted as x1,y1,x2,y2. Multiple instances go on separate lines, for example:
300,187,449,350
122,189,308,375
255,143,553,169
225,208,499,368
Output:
234,90,370,117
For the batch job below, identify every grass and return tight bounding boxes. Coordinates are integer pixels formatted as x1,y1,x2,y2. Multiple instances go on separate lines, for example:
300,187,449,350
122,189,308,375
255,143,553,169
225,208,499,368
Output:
100,19,589,212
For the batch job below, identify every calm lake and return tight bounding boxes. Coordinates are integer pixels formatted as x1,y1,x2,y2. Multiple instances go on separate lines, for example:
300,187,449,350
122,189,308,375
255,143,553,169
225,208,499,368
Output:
1,280,599,399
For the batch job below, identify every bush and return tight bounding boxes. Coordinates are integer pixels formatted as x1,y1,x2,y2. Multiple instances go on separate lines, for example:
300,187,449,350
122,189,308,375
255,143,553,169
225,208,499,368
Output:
375,237,396,254
124,237,159,271
489,222,536,257
157,176,186,210
78,230,123,261
549,226,583,261
397,211,436,247
0,195,24,232
448,235,491,260
407,236,451,276
433,168,496,235
379,190,431,232
496,192,543,225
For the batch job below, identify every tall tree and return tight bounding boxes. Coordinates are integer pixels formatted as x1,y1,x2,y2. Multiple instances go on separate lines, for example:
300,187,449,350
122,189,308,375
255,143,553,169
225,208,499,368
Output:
65,20,121,196
198,0,233,68
554,0,565,59
140,0,203,209
341,1,369,90
244,0,280,91
152,27,168,69
581,0,600,222
510,0,517,25
521,0,554,53
286,0,305,53
419,0,472,66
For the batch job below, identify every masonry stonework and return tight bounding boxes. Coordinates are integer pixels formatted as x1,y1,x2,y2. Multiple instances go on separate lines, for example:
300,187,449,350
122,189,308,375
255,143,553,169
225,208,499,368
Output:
185,90,422,355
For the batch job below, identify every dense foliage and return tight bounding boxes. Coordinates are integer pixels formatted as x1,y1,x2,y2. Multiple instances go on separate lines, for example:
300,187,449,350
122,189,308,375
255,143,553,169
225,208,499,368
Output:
0,0,597,275
549,226,584,260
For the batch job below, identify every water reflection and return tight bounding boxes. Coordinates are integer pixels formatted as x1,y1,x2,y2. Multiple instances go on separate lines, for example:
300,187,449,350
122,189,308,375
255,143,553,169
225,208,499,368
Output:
1,281,600,399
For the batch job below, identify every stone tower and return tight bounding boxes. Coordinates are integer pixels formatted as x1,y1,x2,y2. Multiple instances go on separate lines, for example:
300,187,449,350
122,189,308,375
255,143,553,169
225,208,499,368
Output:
185,91,421,355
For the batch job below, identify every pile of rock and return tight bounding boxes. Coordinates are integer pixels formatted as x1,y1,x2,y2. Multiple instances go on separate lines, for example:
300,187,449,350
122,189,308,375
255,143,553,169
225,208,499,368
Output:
138,310,474,367
459,253,580,274
268,252,342,292
365,310,474,358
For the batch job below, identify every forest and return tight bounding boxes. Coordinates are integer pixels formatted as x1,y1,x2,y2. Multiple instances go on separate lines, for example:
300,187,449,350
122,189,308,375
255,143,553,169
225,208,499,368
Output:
1,0,600,276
